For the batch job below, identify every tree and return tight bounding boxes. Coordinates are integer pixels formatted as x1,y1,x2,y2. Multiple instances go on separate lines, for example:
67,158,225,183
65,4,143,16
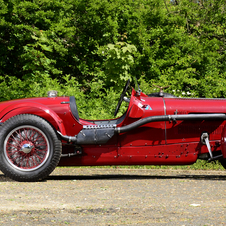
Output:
0,0,226,119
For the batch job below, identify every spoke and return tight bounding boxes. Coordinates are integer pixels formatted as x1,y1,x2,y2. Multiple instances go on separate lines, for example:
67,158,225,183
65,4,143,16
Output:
32,155,40,166
8,148,20,155
15,130,24,143
8,153,19,161
33,152,44,162
23,157,29,168
29,129,37,141
36,137,45,142
7,151,20,158
18,129,25,142
35,142,47,148
27,156,34,169
33,148,46,158
35,149,47,153
24,129,29,141
18,155,25,165
6,140,21,153
9,134,21,146
31,133,43,142
13,155,23,166
22,129,29,141
7,142,19,150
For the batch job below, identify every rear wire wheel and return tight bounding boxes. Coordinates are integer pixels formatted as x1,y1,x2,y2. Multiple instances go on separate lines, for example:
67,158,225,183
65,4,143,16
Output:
0,114,62,182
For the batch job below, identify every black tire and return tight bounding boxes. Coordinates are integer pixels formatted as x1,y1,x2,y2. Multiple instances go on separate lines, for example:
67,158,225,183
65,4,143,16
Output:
219,159,226,169
148,92,176,98
0,114,62,182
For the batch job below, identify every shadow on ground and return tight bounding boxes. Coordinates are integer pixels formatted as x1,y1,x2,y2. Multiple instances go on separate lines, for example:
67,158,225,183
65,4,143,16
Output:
47,173,226,181
0,171,225,182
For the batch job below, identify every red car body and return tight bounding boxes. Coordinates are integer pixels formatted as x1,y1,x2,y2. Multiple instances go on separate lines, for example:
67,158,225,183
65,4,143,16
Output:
0,81,225,181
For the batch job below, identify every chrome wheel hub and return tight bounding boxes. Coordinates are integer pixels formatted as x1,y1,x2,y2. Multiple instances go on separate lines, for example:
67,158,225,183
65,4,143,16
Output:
20,143,34,154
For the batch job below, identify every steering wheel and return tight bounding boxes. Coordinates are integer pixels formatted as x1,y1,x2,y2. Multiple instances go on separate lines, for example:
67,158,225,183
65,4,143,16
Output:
114,79,130,117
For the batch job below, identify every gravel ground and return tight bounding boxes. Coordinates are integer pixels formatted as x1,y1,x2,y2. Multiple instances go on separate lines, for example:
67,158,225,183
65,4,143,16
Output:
0,168,226,225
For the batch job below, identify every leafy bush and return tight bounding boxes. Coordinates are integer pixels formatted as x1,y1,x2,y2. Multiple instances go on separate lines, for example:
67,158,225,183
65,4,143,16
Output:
0,0,226,119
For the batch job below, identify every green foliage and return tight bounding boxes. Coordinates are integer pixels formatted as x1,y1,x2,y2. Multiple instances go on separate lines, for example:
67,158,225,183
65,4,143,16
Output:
0,0,226,119
96,41,137,88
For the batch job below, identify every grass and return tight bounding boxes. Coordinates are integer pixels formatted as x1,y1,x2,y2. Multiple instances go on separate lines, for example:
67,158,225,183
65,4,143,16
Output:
109,160,225,170
60,160,225,171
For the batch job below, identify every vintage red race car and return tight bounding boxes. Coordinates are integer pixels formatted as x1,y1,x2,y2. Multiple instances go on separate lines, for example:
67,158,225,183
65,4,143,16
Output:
0,80,226,181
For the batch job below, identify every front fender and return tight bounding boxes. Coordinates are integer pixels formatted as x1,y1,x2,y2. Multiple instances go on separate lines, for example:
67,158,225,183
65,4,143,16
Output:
0,101,66,135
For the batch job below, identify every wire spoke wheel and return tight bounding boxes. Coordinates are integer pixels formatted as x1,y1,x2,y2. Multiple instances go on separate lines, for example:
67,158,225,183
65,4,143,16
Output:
0,114,62,182
4,126,50,171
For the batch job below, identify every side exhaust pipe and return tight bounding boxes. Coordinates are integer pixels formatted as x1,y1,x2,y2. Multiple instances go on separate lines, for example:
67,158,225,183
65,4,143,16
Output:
57,131,77,142
115,114,226,134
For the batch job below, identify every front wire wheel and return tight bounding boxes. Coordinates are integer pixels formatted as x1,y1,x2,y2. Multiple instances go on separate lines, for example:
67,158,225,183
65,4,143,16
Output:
0,114,62,182
4,126,50,171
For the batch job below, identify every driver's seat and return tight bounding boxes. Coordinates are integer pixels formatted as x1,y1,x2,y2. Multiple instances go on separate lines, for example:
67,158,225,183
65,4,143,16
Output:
69,96,79,121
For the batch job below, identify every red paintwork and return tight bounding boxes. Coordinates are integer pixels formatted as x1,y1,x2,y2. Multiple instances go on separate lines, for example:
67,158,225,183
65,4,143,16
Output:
0,88,226,167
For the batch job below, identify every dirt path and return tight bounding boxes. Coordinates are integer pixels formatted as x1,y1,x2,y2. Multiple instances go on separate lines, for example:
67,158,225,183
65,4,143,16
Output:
0,168,226,225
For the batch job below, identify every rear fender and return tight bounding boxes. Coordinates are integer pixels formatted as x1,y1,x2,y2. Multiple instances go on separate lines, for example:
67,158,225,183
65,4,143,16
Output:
0,102,66,135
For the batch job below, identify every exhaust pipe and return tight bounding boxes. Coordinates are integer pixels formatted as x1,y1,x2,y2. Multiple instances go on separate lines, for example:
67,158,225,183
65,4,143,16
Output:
115,113,226,134
57,131,77,142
